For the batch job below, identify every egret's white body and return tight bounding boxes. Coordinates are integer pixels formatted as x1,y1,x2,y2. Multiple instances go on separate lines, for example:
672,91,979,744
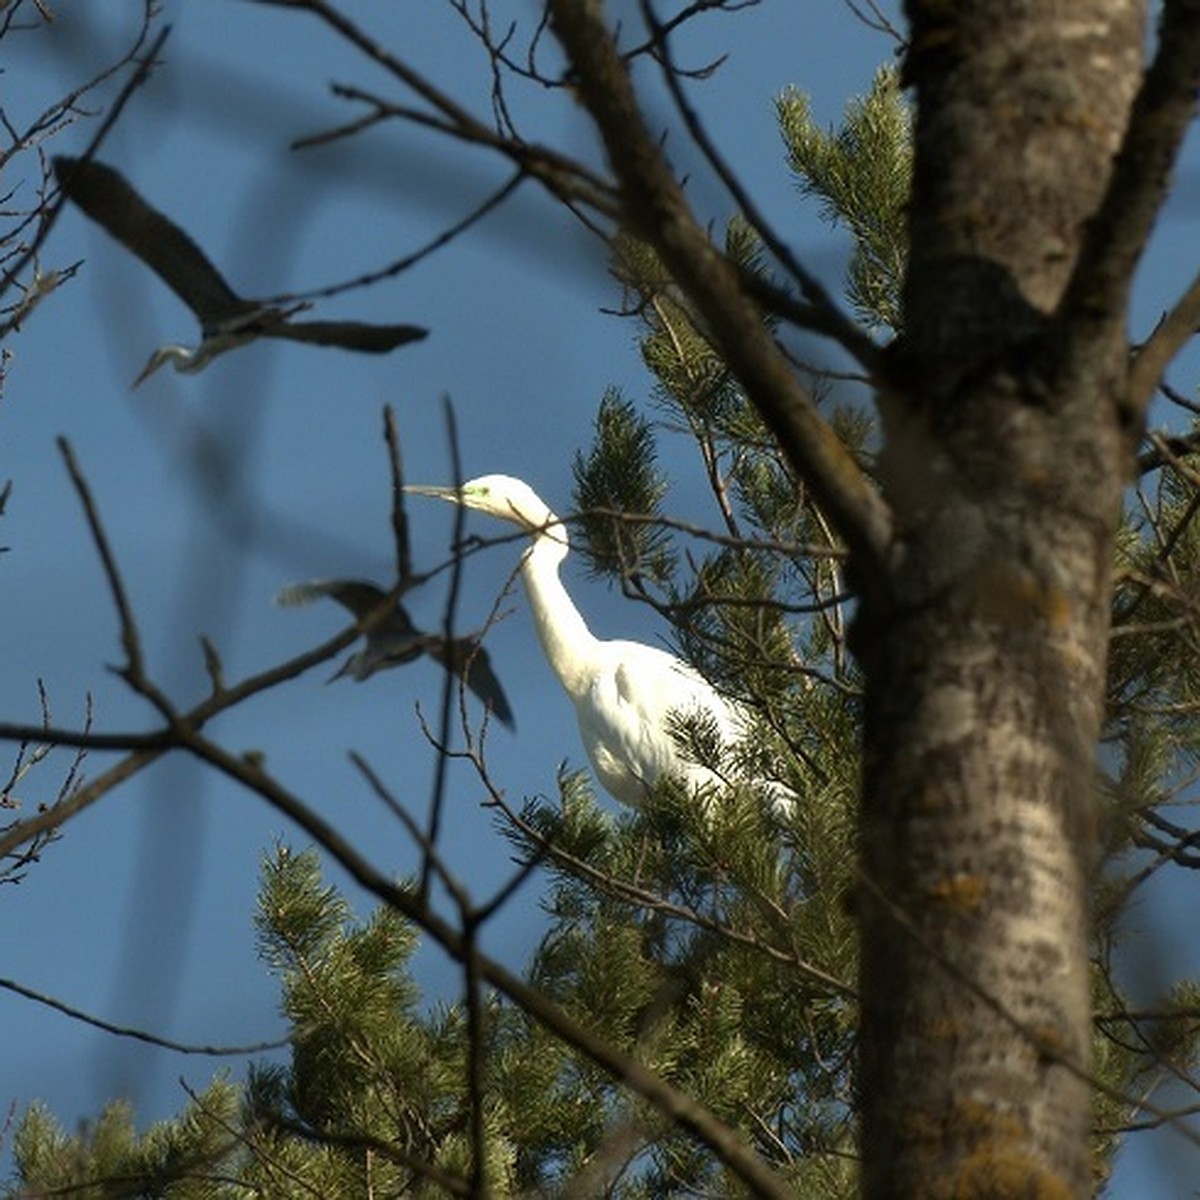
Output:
408,475,788,814
571,642,747,806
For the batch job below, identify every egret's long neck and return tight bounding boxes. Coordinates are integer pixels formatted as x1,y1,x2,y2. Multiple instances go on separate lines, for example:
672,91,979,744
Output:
518,525,598,699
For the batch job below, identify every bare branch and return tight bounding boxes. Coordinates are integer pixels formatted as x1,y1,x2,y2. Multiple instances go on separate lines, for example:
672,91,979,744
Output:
0,976,287,1056
421,400,467,901
57,437,145,679
1138,427,1200,475
1131,269,1200,409
461,918,488,1197
253,0,619,217
348,750,465,905
0,11,169,335
0,745,162,866
638,0,883,372
0,599,415,862
284,163,527,305
842,0,907,43
545,0,892,576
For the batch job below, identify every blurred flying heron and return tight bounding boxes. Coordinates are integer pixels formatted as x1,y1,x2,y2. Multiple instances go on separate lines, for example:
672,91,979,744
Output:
276,579,515,730
53,157,428,385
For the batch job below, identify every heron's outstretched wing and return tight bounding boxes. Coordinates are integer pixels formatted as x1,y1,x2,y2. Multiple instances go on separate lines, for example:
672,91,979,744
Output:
266,320,428,352
426,636,515,729
278,579,425,681
54,157,254,327
276,579,392,617
276,579,514,726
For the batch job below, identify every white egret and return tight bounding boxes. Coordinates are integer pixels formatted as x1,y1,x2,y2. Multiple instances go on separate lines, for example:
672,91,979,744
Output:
53,157,427,385
406,475,791,815
276,579,515,729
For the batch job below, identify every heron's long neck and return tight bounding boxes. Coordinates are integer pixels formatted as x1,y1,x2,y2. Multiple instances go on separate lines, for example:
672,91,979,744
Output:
519,528,597,699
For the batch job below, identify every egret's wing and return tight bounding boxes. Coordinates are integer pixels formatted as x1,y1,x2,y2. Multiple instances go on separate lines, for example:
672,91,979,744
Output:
266,321,428,353
427,636,515,729
586,644,743,797
53,157,251,326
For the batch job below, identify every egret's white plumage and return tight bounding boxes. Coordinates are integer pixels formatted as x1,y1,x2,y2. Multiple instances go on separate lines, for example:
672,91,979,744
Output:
407,474,790,815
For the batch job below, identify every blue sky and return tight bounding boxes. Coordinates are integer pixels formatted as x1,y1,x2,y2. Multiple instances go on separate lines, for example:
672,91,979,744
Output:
3,2,1199,1193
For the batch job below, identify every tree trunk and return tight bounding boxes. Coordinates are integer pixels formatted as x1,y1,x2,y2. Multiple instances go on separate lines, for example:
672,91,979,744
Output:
857,3,1146,1195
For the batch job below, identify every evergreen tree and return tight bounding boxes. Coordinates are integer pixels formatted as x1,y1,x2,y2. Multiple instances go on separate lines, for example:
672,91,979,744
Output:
8,4,1200,1198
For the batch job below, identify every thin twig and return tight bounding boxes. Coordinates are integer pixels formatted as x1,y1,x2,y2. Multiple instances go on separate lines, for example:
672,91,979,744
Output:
0,976,287,1055
639,0,883,376
421,399,467,902
1,12,169,331
253,0,619,216
384,404,413,581
281,167,527,305
57,437,144,678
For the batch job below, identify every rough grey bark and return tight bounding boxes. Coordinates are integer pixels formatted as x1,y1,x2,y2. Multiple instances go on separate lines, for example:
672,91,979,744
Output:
856,2,1145,1195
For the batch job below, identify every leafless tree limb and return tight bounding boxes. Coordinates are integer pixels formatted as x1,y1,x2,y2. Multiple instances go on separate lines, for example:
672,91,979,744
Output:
277,168,526,307
842,0,906,44
637,0,884,372
1131,270,1200,410
0,976,288,1056
544,0,892,575
0,6,169,337
254,0,620,219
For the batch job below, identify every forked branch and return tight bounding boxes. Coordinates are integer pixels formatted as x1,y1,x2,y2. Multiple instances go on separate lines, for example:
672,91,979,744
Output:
545,0,892,577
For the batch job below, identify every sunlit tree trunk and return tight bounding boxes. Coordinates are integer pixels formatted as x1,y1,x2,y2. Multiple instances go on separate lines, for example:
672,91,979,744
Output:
856,2,1145,1195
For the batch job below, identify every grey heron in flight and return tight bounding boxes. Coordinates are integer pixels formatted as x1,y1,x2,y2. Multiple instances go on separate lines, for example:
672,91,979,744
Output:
276,579,515,730
53,157,428,385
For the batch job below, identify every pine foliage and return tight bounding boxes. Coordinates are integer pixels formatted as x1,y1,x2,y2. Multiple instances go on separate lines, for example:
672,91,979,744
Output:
11,1081,242,1198
246,847,518,1196
777,65,910,331
572,389,675,588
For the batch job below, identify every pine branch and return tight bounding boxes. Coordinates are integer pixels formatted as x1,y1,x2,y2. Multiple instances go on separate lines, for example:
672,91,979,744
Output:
269,1116,473,1197
169,724,798,1200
